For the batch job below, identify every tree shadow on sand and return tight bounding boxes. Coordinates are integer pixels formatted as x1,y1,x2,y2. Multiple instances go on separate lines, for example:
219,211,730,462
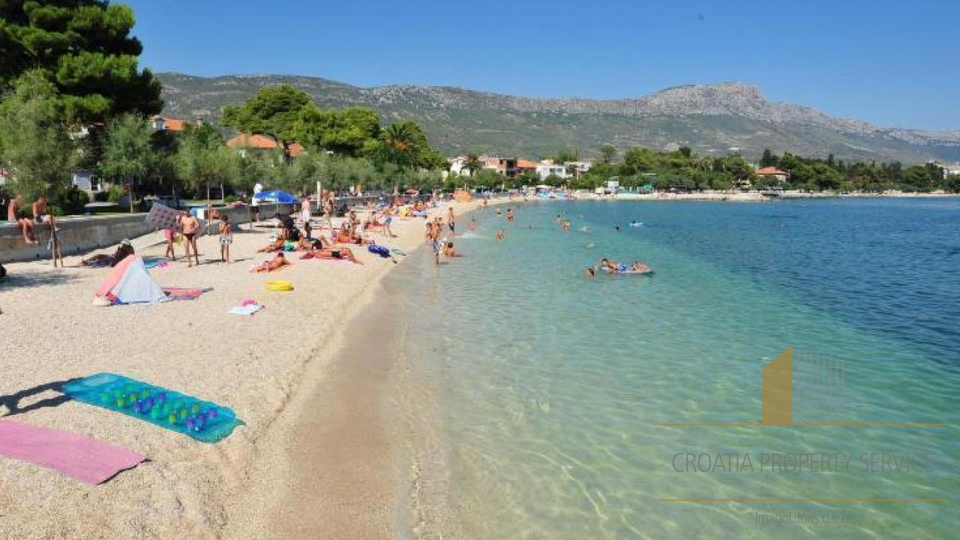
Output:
0,379,79,417
0,270,83,291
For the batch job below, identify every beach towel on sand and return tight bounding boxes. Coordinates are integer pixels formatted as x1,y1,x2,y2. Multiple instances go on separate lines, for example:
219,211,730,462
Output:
0,420,144,485
162,287,210,301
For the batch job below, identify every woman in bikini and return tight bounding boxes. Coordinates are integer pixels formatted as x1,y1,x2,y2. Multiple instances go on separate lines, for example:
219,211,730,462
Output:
300,245,362,264
252,252,291,273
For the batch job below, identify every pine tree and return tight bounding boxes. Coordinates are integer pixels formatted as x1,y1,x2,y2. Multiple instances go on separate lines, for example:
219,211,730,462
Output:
0,0,162,122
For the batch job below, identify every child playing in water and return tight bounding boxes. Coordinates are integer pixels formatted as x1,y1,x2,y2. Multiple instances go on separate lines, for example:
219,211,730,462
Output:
443,241,463,258
469,218,476,232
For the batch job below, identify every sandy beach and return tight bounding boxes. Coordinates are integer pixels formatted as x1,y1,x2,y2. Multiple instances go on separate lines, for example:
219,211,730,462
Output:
0,198,488,539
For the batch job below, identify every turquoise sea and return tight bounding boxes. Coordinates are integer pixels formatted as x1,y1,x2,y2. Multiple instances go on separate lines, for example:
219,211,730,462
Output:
384,198,960,539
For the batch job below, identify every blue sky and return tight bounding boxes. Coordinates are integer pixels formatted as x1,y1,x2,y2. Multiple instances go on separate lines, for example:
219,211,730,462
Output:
126,0,959,130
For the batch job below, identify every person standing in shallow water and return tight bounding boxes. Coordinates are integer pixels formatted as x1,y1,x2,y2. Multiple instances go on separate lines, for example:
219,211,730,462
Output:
447,207,456,233
469,218,476,232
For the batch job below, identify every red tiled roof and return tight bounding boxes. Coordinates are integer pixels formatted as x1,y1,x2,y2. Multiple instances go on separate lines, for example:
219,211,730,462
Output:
226,133,280,150
150,115,186,131
516,159,537,169
164,118,186,131
227,134,306,156
757,167,788,176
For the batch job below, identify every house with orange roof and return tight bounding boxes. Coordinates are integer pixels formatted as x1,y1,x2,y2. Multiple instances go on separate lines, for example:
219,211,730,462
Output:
516,159,538,175
756,166,789,183
481,156,518,177
226,133,305,157
150,115,188,132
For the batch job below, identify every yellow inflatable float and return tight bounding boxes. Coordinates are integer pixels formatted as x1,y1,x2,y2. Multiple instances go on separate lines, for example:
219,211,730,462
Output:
264,280,293,292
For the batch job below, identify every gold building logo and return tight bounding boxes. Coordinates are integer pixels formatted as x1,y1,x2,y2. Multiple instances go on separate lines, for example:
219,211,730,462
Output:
762,347,844,425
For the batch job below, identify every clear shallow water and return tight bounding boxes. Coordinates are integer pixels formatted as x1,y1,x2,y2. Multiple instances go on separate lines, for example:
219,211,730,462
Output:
386,199,960,539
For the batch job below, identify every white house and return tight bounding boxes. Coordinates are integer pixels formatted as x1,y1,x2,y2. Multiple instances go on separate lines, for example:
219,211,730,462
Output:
72,170,98,192
448,156,472,176
536,160,567,181
940,162,960,178
565,161,593,175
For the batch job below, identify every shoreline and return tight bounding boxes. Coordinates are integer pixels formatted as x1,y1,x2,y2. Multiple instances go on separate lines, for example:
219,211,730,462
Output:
234,199,508,539
0,196,494,539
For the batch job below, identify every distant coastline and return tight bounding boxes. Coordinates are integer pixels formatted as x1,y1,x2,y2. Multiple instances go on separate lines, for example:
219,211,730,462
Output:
596,190,960,202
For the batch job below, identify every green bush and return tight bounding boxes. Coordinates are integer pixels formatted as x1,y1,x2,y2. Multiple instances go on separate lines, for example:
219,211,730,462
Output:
52,188,90,215
106,184,125,203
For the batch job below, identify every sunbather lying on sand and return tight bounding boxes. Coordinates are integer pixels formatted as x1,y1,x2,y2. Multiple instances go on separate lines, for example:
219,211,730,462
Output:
334,231,368,245
295,236,332,251
251,252,291,273
81,239,135,267
258,238,285,253
300,246,362,264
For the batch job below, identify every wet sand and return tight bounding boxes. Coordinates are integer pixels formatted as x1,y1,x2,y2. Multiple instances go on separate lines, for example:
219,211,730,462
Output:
264,282,405,539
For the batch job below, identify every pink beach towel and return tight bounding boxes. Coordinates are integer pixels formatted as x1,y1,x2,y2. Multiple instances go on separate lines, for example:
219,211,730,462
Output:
0,420,145,485
162,287,208,301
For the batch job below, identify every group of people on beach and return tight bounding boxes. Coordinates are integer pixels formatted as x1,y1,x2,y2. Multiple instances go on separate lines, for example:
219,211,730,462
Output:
6,196,56,245
424,207,464,265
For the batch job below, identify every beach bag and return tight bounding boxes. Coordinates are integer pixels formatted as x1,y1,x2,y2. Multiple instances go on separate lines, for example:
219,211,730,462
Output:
368,244,391,258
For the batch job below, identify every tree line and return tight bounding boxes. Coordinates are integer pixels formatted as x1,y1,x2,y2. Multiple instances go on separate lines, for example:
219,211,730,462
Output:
0,0,449,215
443,144,959,193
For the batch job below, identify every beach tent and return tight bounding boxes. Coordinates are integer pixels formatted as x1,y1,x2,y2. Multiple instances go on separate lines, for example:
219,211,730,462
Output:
93,256,169,305
253,190,298,204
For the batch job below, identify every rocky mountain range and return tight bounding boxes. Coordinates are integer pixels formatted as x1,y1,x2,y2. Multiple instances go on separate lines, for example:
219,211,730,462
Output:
156,73,960,163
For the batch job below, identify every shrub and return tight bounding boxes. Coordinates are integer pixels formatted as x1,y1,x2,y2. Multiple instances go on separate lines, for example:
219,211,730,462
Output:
106,184,125,203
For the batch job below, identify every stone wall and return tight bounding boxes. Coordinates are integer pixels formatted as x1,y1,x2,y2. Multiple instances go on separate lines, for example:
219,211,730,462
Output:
0,203,293,264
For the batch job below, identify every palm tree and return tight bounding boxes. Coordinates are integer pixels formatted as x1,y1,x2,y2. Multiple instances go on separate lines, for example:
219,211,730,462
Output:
464,153,482,176
380,123,415,169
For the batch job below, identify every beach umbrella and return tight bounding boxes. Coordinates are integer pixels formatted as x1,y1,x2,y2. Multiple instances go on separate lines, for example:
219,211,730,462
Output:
253,190,298,204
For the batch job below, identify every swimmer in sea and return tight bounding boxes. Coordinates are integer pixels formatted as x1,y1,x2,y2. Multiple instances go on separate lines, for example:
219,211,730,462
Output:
614,226,621,233
585,266,596,277
496,229,505,240
563,220,570,231
599,258,619,272
630,261,650,272
585,243,595,249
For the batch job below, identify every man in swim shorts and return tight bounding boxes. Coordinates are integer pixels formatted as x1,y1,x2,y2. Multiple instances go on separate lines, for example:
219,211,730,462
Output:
178,210,201,267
